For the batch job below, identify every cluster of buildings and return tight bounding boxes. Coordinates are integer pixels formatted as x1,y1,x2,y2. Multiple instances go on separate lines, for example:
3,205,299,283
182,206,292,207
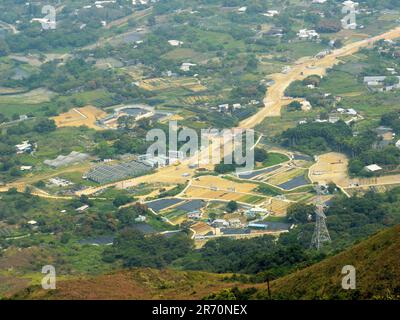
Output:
15,140,36,154
212,100,259,113
297,29,320,40
189,206,276,238
138,151,185,168
363,76,400,92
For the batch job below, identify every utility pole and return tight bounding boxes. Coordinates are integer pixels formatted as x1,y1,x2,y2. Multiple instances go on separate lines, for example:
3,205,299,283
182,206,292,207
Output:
310,185,331,250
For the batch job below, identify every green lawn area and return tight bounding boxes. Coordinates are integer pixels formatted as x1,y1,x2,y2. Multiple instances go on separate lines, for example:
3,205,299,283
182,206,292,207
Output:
259,152,289,168
256,108,321,138
238,194,265,204
319,70,367,95
277,41,326,60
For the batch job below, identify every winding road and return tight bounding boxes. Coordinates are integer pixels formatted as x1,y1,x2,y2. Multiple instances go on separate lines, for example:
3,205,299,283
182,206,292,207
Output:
239,26,400,129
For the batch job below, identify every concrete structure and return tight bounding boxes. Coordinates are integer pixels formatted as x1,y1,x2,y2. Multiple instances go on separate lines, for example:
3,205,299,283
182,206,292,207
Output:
364,164,383,172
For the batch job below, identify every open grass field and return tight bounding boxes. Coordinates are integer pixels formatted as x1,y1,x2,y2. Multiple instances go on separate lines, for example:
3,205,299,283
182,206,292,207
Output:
0,88,55,116
138,77,207,92
162,48,209,62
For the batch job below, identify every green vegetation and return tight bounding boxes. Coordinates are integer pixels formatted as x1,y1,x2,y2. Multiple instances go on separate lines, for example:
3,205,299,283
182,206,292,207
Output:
280,115,400,177
102,228,192,268
208,224,400,300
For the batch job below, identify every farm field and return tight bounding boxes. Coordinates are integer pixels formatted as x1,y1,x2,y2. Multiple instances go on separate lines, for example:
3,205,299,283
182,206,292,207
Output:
52,106,108,130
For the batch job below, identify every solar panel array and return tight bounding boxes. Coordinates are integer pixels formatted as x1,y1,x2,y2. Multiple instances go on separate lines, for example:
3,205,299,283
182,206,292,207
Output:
87,160,152,184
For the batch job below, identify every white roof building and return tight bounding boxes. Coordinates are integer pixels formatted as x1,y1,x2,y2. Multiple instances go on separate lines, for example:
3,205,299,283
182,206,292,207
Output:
262,10,279,17
180,62,197,72
168,40,183,46
76,205,90,212
15,141,33,154
135,215,147,222
395,140,400,148
297,29,320,40
343,0,359,8
365,164,382,172
212,219,229,227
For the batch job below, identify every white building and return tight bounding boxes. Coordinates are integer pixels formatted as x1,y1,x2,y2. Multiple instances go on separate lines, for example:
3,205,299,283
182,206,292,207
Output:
168,40,184,46
218,104,229,112
212,219,229,228
15,141,33,154
135,215,147,222
395,140,400,149
343,0,359,9
364,164,382,172
262,10,279,17
297,29,320,40
76,205,90,212
180,62,197,72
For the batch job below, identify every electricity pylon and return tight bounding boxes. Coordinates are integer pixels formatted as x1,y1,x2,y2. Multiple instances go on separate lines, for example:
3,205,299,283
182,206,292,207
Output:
310,185,331,250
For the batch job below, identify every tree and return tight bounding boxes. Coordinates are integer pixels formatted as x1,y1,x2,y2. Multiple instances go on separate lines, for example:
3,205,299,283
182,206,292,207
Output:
327,182,337,194
384,76,399,87
113,194,132,207
34,119,56,133
254,148,268,163
287,101,302,112
286,203,315,224
227,200,238,213
0,39,9,56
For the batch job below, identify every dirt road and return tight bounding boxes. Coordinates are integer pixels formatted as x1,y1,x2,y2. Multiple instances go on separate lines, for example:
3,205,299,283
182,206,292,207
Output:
239,27,400,129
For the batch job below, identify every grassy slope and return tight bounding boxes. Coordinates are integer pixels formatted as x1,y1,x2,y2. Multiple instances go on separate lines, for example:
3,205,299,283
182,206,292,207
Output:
12,225,400,300
12,268,253,300
267,225,400,300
